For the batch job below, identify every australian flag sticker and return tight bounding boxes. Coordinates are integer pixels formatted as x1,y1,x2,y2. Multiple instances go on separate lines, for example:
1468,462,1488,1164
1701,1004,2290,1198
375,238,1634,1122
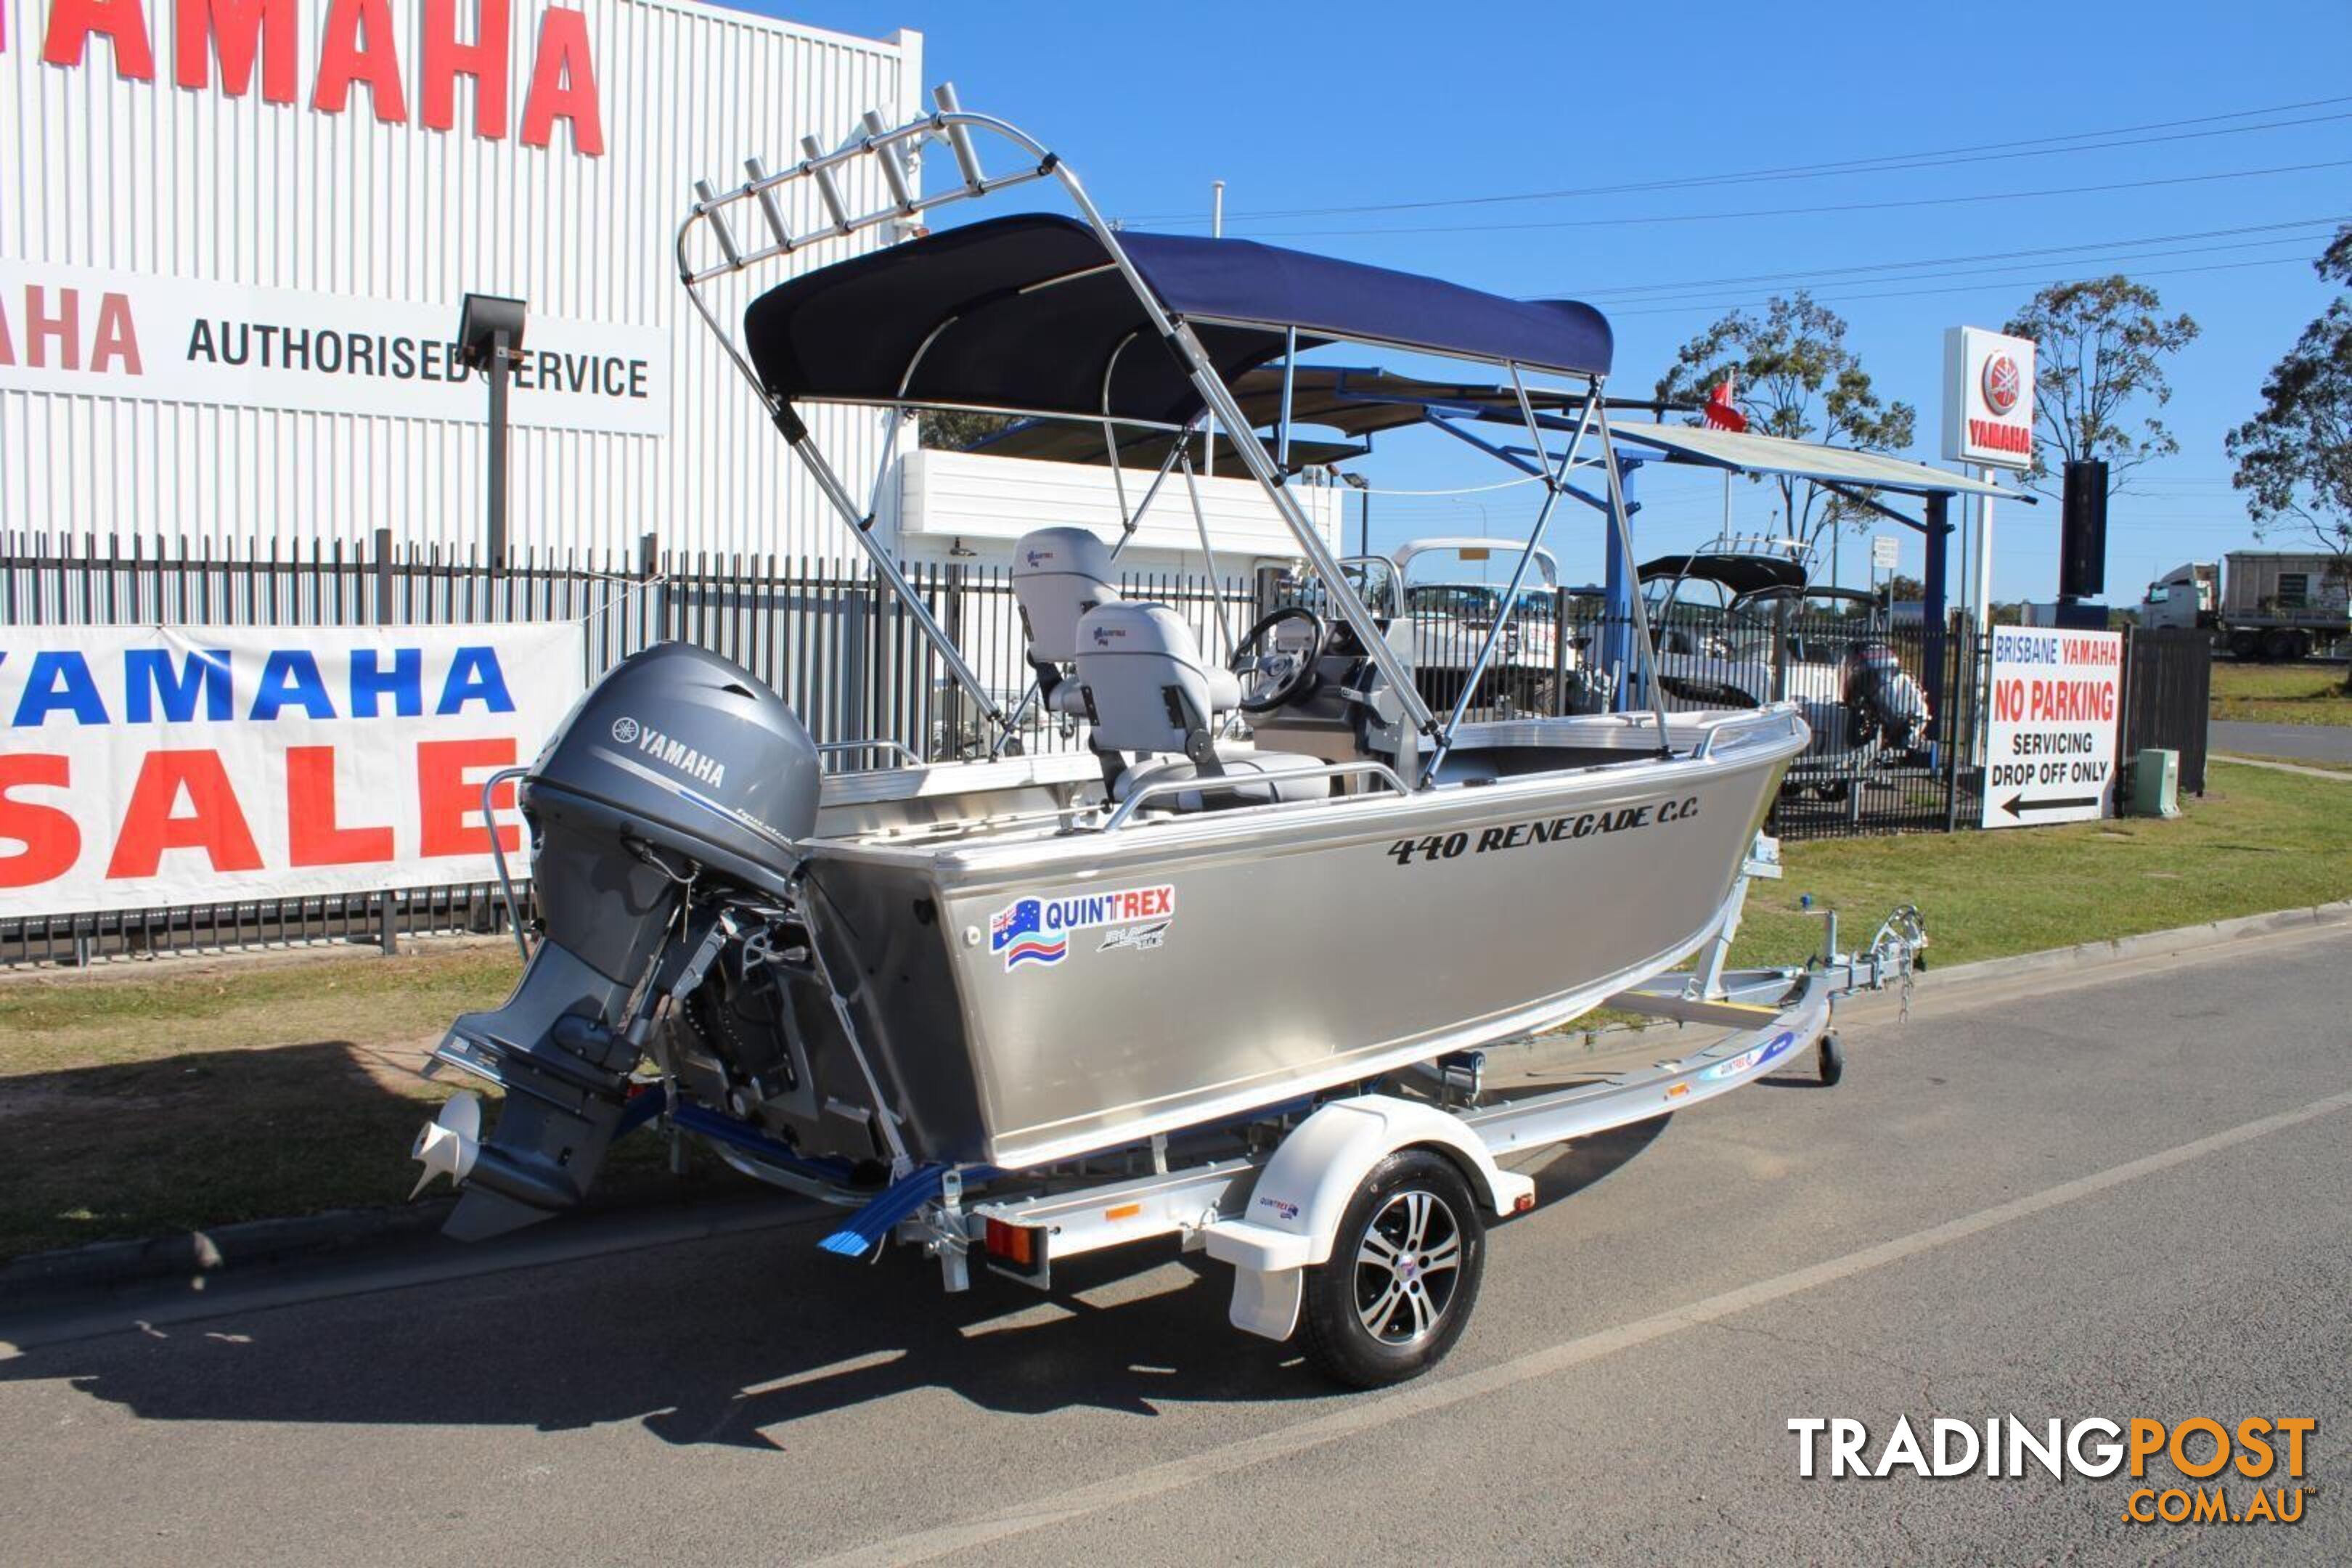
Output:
989,883,1177,972
991,897,1066,970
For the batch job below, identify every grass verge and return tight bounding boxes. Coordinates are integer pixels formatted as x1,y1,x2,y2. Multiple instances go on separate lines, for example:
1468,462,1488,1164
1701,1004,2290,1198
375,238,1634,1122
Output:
0,945,694,1263
1726,761,2352,969
2209,661,2352,727
2,761,2347,1263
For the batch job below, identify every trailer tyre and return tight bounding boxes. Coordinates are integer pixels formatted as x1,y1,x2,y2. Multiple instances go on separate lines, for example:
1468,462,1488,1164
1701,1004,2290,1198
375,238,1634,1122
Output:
1299,1150,1485,1389
1817,1030,1845,1087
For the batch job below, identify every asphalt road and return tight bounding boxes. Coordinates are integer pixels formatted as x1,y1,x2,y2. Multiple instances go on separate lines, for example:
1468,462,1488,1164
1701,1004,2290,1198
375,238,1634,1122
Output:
4,928,2348,1566
2211,719,2352,764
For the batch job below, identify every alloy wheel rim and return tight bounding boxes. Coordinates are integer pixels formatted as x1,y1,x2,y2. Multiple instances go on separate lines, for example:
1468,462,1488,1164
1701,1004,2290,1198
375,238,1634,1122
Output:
1353,1188,1463,1346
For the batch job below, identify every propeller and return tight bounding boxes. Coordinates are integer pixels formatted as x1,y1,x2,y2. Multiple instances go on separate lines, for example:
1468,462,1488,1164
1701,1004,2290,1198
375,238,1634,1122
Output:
409,1091,483,1200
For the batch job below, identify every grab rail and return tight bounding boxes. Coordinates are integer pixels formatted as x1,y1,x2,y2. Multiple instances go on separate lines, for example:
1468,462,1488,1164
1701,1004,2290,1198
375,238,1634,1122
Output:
817,740,924,772
1096,759,1408,833
1690,703,1806,762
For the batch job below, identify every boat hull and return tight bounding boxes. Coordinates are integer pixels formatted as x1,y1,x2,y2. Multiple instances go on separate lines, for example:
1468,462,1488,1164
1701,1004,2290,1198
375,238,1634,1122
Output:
804,708,1802,1169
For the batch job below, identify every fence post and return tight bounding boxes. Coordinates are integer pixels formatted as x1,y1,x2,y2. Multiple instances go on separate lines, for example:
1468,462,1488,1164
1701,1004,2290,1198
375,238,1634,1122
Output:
373,526,394,628
372,526,401,955
941,560,967,759
1253,564,1285,624
1922,492,1950,744
1551,586,1569,716
1944,621,1972,834
839,583,870,748
638,531,660,624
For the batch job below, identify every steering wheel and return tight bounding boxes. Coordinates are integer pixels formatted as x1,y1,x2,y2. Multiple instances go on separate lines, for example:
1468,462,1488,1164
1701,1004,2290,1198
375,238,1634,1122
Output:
1230,605,1328,713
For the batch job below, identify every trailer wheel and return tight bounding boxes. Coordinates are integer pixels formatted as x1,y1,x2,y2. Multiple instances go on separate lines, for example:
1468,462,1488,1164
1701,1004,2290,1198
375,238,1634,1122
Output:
2263,629,2299,663
1299,1150,1485,1389
1817,1030,1845,1087
2229,629,2260,661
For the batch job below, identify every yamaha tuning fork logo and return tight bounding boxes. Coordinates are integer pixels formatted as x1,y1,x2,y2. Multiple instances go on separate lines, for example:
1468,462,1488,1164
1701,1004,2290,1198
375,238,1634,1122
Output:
610,716,640,744
1980,352,2022,416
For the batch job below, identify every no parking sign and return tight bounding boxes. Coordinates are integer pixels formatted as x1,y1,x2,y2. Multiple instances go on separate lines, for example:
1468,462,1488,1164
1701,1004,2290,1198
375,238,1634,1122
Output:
1980,627,2122,828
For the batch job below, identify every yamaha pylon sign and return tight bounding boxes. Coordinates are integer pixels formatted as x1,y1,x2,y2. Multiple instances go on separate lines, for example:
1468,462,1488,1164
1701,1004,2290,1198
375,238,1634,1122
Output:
1942,326,2037,471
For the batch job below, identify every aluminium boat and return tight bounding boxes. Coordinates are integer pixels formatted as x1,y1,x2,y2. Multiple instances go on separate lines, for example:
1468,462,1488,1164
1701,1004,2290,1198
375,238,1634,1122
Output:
410,95,1807,1243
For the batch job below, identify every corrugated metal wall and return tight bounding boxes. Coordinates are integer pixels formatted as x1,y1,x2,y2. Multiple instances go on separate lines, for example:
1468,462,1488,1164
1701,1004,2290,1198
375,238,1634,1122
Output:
0,0,918,561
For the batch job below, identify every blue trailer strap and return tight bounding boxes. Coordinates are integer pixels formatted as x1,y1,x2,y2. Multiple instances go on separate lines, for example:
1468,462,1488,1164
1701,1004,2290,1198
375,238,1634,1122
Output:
817,1162,954,1258
667,1100,864,1188
614,1085,665,1140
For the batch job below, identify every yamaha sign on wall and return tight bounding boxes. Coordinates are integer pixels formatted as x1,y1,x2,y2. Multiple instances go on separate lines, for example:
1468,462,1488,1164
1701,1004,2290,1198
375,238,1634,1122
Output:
1940,326,2037,471
0,0,926,561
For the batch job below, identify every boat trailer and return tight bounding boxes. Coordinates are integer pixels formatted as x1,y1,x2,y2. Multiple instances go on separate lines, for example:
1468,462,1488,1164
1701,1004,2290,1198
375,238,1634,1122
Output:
425,838,1920,1386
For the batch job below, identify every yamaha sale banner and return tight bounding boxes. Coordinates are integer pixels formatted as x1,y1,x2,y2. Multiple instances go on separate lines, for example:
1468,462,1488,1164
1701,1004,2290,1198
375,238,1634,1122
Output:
0,623,584,916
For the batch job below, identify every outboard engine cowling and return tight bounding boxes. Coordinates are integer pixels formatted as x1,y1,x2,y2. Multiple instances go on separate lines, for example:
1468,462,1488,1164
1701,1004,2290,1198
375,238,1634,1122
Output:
427,643,820,1240
1841,638,1930,754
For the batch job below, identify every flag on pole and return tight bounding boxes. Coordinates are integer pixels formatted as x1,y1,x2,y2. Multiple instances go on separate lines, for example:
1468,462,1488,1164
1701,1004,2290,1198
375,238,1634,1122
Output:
1702,375,1748,433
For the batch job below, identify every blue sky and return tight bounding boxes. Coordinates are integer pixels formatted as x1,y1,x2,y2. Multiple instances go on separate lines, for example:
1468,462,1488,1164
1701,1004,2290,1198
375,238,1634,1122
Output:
729,0,2350,601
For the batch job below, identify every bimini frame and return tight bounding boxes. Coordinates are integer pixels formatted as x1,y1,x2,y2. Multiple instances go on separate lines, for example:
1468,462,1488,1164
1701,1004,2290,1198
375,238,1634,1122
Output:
674,85,1673,785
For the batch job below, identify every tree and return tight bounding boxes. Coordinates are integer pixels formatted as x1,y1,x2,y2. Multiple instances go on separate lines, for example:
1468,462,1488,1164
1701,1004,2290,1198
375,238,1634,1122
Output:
1655,293,1916,560
2224,226,2352,579
918,409,1018,450
2003,275,2197,494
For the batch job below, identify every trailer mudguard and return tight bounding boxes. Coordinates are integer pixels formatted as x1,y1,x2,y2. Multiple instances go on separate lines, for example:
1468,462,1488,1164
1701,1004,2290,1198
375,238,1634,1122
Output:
1203,1095,1536,1341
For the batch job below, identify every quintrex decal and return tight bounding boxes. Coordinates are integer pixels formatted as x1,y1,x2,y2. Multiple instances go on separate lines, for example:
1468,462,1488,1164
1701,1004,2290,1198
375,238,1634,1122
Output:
1704,1030,1800,1082
1384,796,1700,867
990,884,1175,971
1097,921,1170,954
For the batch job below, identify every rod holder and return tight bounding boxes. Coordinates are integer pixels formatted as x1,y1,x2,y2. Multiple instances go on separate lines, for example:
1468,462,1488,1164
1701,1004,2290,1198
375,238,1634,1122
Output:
801,135,854,232
933,82,986,190
864,110,918,212
744,158,793,250
694,179,743,267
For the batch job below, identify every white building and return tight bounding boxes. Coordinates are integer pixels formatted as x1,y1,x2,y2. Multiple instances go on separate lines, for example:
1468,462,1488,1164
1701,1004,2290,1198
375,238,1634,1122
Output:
0,0,1329,568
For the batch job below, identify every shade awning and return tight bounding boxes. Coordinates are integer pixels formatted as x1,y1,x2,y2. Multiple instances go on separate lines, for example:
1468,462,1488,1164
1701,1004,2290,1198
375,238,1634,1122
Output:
1604,422,2026,501
742,216,1613,428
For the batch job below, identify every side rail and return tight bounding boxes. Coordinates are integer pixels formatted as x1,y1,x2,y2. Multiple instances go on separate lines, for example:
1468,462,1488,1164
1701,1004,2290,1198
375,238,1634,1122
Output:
1689,701,1807,761
817,739,924,772
1096,760,1409,833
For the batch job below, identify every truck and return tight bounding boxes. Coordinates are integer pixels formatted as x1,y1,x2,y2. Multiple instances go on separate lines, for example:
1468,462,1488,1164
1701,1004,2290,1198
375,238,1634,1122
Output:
2139,552,2351,661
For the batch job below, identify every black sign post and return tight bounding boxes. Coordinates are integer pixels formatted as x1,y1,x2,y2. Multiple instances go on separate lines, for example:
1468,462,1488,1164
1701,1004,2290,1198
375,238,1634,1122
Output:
457,293,529,568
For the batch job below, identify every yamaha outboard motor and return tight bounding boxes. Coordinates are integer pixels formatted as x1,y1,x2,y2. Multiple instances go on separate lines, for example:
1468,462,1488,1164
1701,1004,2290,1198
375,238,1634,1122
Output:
1841,638,1930,754
420,643,820,1241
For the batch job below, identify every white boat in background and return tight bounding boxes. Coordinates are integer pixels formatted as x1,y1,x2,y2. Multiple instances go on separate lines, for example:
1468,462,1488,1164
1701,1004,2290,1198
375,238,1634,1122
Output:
1644,535,1931,799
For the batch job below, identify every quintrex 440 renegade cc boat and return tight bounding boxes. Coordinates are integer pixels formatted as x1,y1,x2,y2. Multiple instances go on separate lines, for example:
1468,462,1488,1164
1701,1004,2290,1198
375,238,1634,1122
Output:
409,89,1922,1387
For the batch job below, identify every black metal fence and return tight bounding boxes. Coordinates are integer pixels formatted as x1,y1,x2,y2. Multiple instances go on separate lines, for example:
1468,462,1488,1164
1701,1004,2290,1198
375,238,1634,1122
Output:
13,531,2181,965
1384,589,1991,840
2121,626,2213,796
0,530,1247,966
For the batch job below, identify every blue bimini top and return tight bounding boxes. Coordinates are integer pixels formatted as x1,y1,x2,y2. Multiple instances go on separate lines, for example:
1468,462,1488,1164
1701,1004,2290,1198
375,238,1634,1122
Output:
742,213,1612,428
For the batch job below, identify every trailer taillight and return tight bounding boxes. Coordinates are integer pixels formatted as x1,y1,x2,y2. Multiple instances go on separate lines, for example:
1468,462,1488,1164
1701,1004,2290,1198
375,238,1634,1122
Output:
981,1215,1049,1285
984,1217,1034,1266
